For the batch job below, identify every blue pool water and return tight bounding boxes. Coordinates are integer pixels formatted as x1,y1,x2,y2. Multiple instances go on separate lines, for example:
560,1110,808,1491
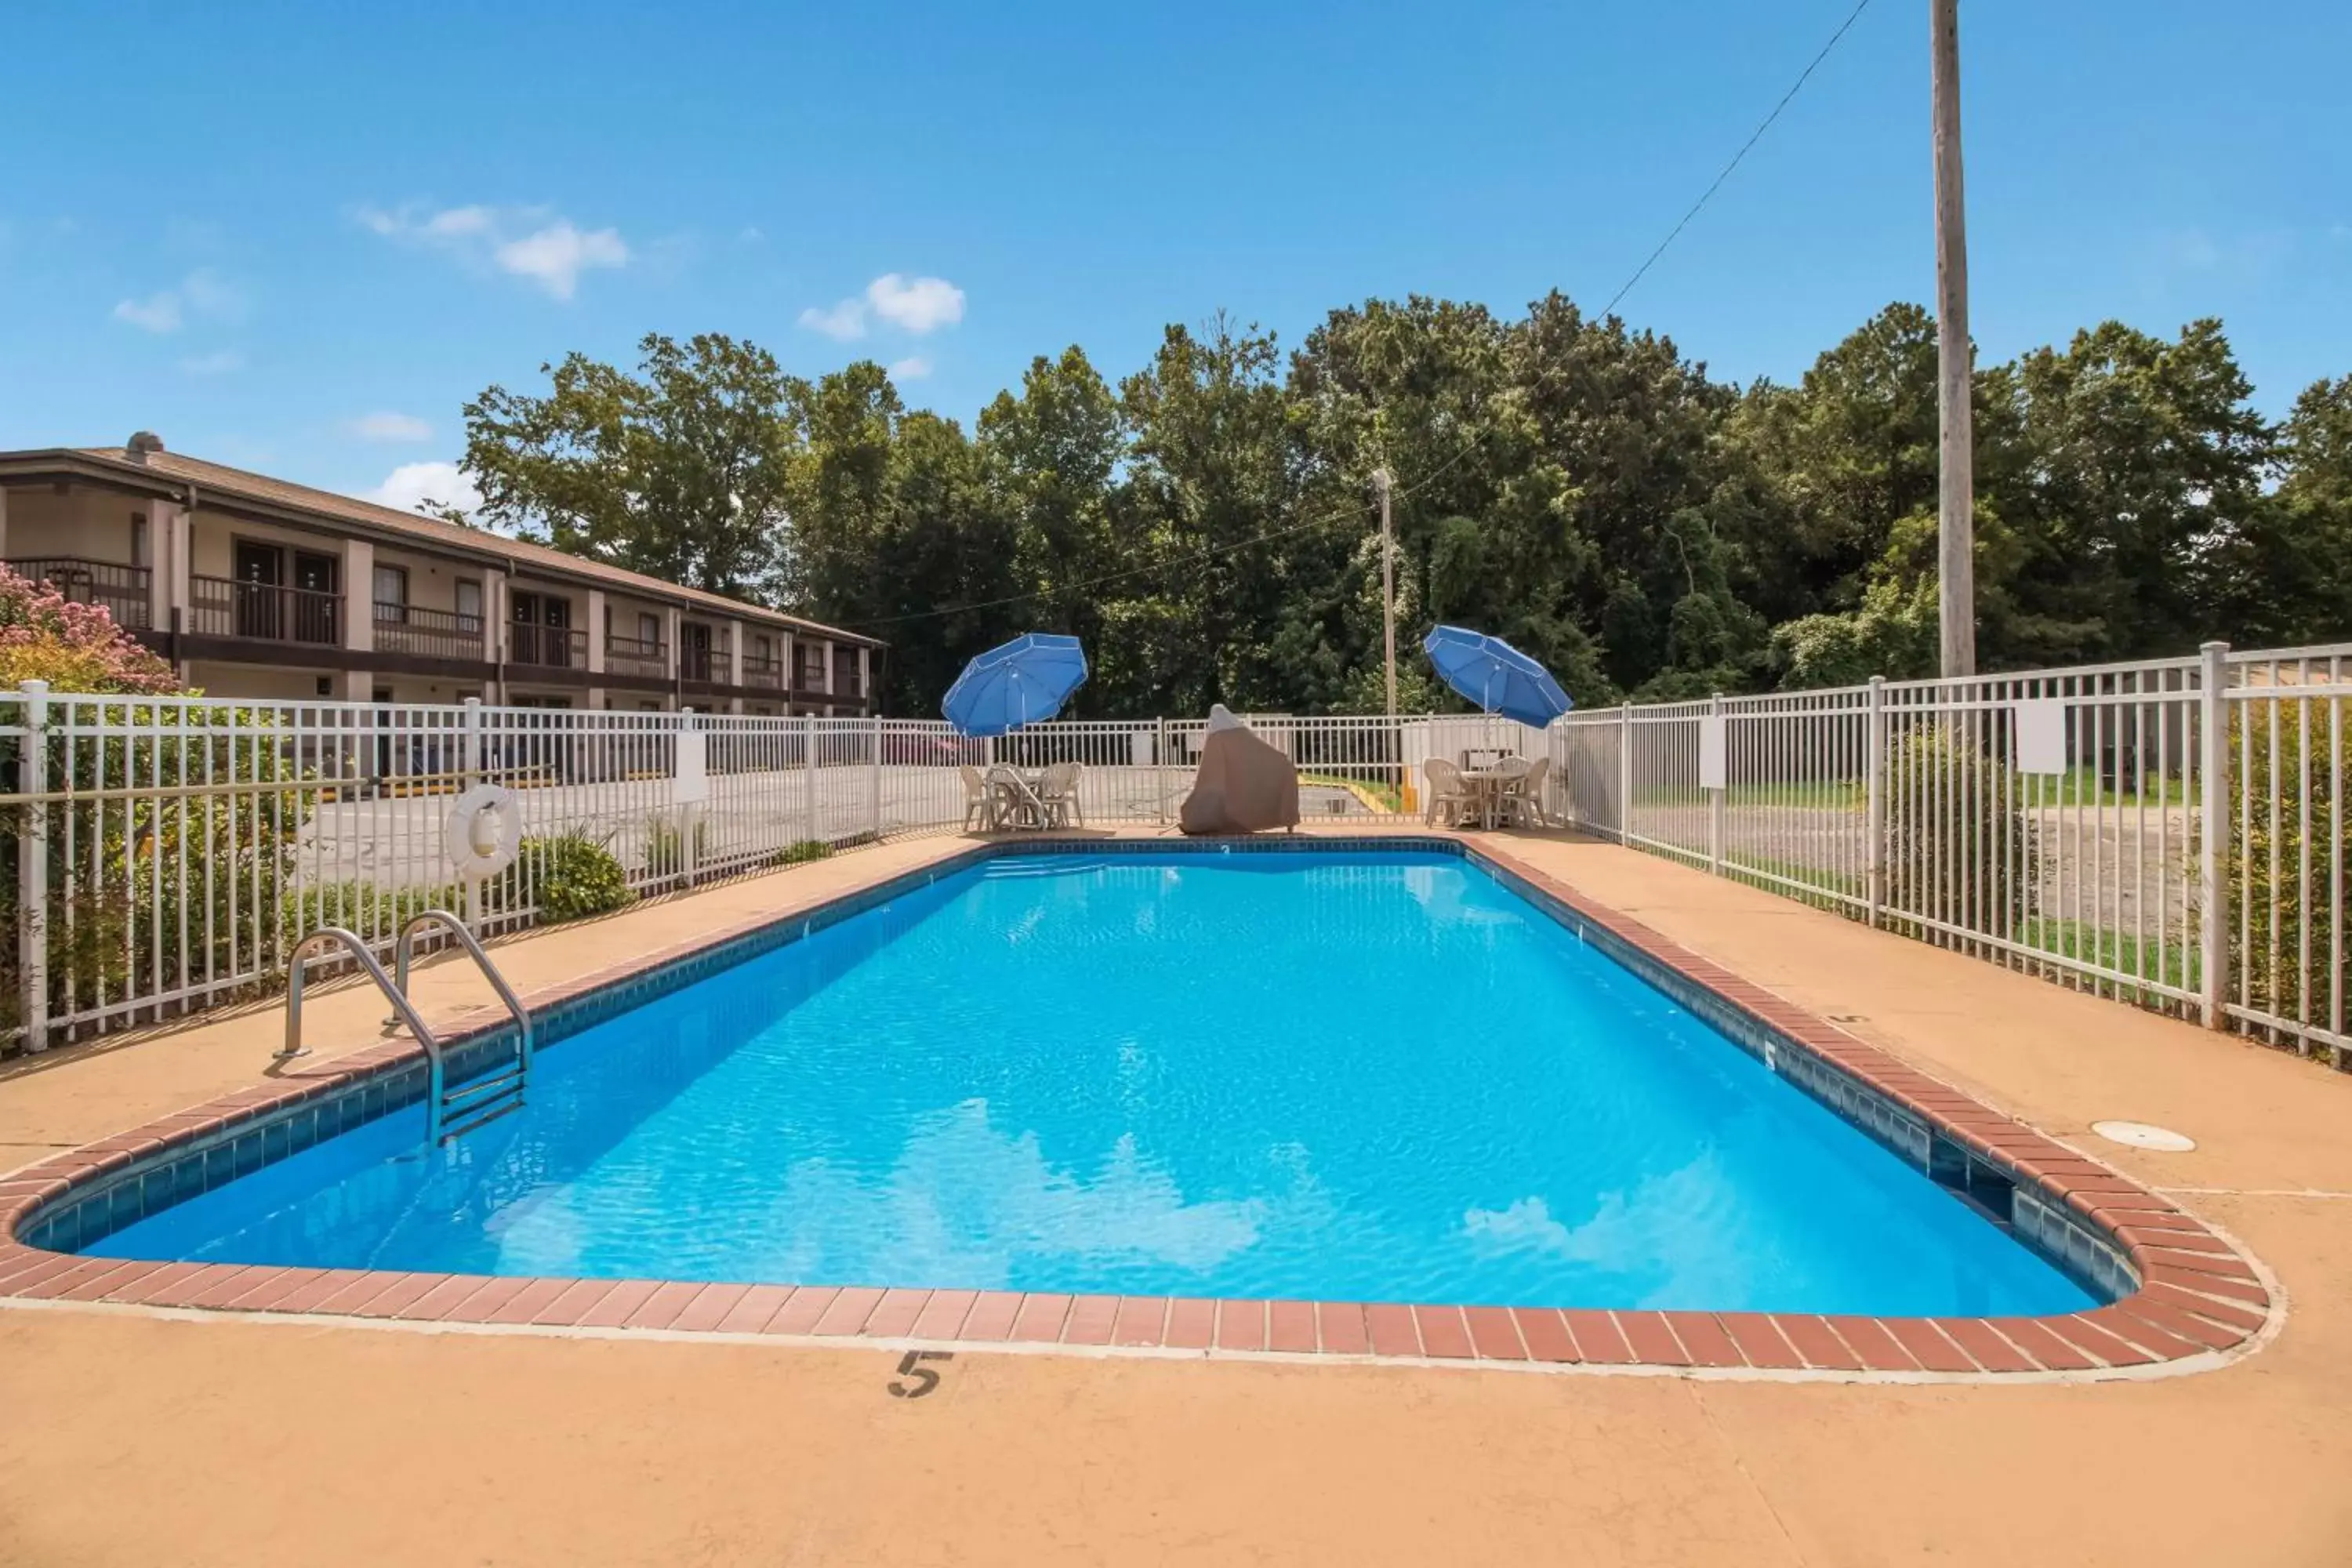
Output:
93,849,2093,1315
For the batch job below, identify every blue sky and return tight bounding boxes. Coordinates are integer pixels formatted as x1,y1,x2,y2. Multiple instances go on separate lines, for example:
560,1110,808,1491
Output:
3,0,2345,514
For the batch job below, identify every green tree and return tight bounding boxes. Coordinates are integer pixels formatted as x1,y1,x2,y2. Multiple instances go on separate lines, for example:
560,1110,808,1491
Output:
1105,315,1301,716
461,332,799,600
978,347,1125,668
1993,318,2273,662
784,364,1036,714
783,360,903,622
1722,303,1940,626
2221,374,2352,645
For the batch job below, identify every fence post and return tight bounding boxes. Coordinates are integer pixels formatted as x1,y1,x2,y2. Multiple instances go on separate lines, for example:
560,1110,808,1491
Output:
1156,716,1170,826
1617,701,1633,845
803,713,818,848
1708,692,1726,875
869,714,883,840
1865,675,1886,927
461,696,484,927
2198,641,2230,1029
16,680,50,1052
682,710,702,887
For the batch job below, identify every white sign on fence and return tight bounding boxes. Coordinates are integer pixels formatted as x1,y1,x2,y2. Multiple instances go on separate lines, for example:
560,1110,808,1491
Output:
2014,699,2070,775
673,724,710,804
1697,714,1728,791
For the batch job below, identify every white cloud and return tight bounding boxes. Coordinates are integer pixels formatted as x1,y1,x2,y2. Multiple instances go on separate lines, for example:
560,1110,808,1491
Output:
349,411,432,442
178,350,245,376
111,267,245,334
865,272,964,332
887,356,933,381
798,298,867,340
358,203,629,299
114,291,182,332
798,273,967,342
368,460,482,520
493,221,629,299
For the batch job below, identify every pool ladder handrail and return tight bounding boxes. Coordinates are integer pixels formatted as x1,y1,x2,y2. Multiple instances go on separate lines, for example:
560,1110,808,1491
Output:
278,916,532,1144
393,911,533,1143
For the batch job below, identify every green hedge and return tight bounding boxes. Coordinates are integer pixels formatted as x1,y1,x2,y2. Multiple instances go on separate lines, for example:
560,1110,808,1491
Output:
514,831,634,923
2227,699,2347,1040
1880,718,2038,937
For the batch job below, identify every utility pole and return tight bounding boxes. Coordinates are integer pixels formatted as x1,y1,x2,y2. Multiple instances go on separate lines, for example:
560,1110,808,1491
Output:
1373,467,1397,724
1932,0,1976,677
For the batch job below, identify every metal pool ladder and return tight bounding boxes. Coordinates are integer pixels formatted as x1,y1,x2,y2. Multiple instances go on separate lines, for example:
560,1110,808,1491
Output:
278,913,534,1145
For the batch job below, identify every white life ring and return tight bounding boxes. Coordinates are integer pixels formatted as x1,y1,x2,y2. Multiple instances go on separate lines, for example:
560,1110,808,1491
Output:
444,783,524,879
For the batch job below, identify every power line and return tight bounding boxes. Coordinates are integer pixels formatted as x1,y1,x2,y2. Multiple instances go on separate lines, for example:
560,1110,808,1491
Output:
840,439,1478,630
1599,0,1878,320
838,7,1878,637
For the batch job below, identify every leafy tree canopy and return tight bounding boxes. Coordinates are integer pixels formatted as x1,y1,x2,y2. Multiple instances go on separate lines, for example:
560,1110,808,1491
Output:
452,302,2349,716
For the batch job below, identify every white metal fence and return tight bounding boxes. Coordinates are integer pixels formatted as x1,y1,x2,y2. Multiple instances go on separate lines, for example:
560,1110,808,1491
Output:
0,682,1537,1051
1548,641,2348,1068
8,641,2340,1069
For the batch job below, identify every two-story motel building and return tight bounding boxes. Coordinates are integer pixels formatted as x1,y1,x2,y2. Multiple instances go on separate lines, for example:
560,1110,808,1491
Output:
0,434,880,715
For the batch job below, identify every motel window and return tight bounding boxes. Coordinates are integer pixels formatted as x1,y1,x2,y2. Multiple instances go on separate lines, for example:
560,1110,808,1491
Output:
373,564,410,617
455,579,483,632
638,611,661,645
129,514,150,568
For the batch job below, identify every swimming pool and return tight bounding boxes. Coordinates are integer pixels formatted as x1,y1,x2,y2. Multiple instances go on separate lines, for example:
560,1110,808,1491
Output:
85,844,2094,1317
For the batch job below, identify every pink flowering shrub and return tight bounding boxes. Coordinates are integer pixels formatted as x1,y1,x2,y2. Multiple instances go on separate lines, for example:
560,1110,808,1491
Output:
0,564,178,694
2,571,299,1047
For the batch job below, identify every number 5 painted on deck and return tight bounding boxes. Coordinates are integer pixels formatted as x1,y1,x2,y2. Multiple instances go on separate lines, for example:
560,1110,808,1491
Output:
888,1349,953,1399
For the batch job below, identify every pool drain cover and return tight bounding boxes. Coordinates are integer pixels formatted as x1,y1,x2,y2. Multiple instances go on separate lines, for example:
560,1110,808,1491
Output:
2092,1120,2196,1152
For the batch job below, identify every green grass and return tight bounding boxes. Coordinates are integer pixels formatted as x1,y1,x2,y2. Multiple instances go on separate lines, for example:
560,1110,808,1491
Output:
2016,917,2200,993
1628,782,1864,809
1727,779,1864,809
1719,851,1864,906
2015,767,2195,809
1632,765,2195,811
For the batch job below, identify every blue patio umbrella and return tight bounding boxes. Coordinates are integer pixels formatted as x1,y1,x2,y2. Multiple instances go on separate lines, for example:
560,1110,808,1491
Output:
942,633,1090,738
1421,625,1574,728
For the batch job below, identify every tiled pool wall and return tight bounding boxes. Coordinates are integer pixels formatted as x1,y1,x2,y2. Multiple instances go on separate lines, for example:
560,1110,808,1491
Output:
0,832,2270,1376
1464,848,2142,1304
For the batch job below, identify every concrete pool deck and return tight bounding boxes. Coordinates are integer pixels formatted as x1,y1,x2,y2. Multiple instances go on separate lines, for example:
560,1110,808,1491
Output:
3,826,2349,1564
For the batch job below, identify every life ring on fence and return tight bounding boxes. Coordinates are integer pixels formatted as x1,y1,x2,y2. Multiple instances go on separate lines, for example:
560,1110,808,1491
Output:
444,783,524,879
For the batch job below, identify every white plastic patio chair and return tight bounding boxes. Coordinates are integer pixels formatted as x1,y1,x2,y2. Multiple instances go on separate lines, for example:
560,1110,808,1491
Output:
960,764,997,831
1036,760,1085,828
985,764,1044,829
1502,754,1551,827
1421,757,1474,827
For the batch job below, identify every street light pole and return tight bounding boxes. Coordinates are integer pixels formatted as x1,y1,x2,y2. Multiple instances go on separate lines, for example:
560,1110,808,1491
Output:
1932,0,1976,677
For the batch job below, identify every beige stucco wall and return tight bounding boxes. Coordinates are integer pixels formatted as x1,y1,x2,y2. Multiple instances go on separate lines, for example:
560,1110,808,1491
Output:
507,574,583,621
182,662,339,702
601,593,667,642
183,663,489,706
187,512,345,583
370,544,490,617
2,485,148,561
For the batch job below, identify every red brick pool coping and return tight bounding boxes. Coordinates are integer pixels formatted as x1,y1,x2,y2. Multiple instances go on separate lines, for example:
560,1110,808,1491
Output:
0,833,2278,1378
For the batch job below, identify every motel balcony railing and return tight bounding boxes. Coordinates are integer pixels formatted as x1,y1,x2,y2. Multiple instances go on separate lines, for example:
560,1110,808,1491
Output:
372,602,487,662
508,622,590,670
604,633,669,679
190,573,342,646
680,637,732,684
4,557,153,630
